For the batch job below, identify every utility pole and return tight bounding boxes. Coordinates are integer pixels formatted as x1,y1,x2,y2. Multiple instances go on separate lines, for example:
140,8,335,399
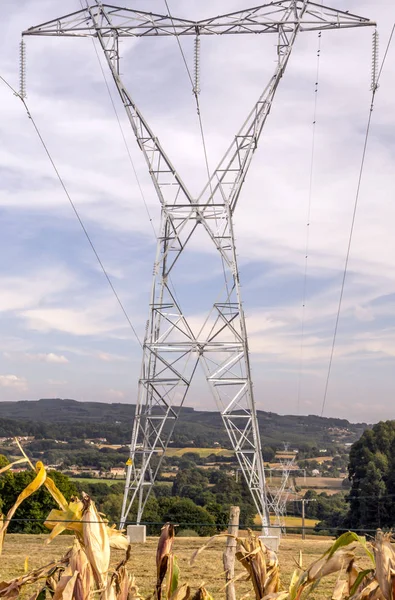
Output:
23,2,374,534
291,498,317,540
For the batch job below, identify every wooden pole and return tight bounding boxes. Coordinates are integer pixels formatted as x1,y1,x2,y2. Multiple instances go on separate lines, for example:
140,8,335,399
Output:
223,506,240,600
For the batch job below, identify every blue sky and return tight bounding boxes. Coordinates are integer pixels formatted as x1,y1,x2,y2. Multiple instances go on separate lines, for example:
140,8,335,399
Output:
0,0,394,422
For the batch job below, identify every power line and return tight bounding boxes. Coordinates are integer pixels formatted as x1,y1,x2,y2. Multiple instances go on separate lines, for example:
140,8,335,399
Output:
320,25,394,417
0,73,143,349
297,30,322,415
80,0,157,238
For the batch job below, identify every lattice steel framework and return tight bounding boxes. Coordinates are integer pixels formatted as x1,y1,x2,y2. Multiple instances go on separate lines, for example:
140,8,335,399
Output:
24,1,373,533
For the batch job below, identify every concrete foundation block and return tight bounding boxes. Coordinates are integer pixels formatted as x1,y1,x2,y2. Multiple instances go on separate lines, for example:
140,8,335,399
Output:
127,524,146,543
259,535,280,552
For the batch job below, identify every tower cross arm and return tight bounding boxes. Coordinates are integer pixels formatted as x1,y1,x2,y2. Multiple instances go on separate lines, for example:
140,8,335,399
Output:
22,2,374,39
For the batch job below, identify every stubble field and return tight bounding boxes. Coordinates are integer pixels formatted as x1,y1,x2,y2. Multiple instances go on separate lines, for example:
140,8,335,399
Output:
0,533,372,599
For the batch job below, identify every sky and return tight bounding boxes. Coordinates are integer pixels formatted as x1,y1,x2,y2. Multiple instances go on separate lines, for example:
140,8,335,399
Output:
0,0,394,423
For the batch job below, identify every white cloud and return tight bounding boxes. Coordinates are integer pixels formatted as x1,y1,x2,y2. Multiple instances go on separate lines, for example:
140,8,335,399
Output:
0,0,394,420
26,353,69,364
0,374,28,391
3,351,69,364
107,389,125,400
21,305,129,337
97,352,128,363
0,268,78,313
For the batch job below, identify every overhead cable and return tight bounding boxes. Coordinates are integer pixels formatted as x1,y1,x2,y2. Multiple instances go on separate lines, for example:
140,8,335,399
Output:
0,73,143,349
297,30,322,415
320,24,394,416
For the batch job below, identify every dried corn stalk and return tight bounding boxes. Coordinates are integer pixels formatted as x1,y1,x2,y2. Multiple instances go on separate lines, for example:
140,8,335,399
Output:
156,523,175,600
81,492,110,590
236,531,280,600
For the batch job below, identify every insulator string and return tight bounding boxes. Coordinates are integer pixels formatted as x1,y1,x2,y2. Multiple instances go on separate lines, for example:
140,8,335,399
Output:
19,39,26,99
371,29,379,92
193,34,201,96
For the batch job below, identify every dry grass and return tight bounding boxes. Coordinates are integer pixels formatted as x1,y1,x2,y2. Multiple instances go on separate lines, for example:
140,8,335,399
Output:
0,533,372,599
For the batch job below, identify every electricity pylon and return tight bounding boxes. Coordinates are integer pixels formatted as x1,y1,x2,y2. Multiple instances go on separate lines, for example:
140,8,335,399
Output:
24,1,373,533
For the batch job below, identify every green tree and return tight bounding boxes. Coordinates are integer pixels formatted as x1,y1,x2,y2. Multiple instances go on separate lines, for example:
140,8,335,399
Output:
0,469,78,533
162,498,216,536
346,420,395,530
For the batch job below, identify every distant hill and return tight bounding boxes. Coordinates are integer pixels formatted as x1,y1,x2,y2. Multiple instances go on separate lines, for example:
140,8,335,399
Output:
0,398,368,450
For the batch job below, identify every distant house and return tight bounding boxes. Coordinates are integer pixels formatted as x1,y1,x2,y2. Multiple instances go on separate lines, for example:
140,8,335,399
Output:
110,467,126,478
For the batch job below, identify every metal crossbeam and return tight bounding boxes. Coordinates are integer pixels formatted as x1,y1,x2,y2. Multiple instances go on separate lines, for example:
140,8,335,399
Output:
25,2,374,38
23,1,373,534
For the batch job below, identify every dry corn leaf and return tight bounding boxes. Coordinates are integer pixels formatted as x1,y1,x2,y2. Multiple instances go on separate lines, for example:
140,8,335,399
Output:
15,437,68,510
191,587,214,600
53,572,79,600
0,458,29,474
129,576,143,600
331,579,348,600
307,549,355,581
0,558,64,599
170,584,190,600
262,593,288,600
0,461,46,554
236,532,276,600
107,527,130,551
190,533,231,565
45,499,84,542
348,579,382,600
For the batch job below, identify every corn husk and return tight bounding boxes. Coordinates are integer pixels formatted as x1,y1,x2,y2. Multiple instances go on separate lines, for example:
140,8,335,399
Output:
82,493,110,590
373,531,395,600
68,539,92,600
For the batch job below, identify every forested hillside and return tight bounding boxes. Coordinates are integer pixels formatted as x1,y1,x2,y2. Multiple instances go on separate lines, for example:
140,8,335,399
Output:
0,398,367,449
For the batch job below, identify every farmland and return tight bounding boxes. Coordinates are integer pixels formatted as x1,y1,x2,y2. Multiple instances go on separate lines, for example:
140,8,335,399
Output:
253,514,319,527
165,447,234,458
0,533,371,600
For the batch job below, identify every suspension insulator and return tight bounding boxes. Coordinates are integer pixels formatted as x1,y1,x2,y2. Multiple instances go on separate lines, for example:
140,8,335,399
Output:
371,29,379,92
19,39,27,98
193,34,200,96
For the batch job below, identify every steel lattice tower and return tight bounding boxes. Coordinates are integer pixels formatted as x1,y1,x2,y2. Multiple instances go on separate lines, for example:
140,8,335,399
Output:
24,1,373,533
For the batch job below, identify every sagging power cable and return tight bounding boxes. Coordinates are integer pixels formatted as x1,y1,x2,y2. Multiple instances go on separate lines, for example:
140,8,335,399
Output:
320,24,394,416
0,72,143,349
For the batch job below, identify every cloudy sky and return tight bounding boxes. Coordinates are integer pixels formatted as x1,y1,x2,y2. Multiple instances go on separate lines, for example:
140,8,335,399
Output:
0,0,394,422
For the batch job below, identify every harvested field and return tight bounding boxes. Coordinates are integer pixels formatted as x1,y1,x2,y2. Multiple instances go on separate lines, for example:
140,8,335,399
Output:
253,515,319,527
0,533,372,600
295,476,345,488
165,447,234,457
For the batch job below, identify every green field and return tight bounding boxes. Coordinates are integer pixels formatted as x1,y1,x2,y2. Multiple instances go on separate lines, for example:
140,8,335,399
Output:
70,477,123,485
165,447,234,457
